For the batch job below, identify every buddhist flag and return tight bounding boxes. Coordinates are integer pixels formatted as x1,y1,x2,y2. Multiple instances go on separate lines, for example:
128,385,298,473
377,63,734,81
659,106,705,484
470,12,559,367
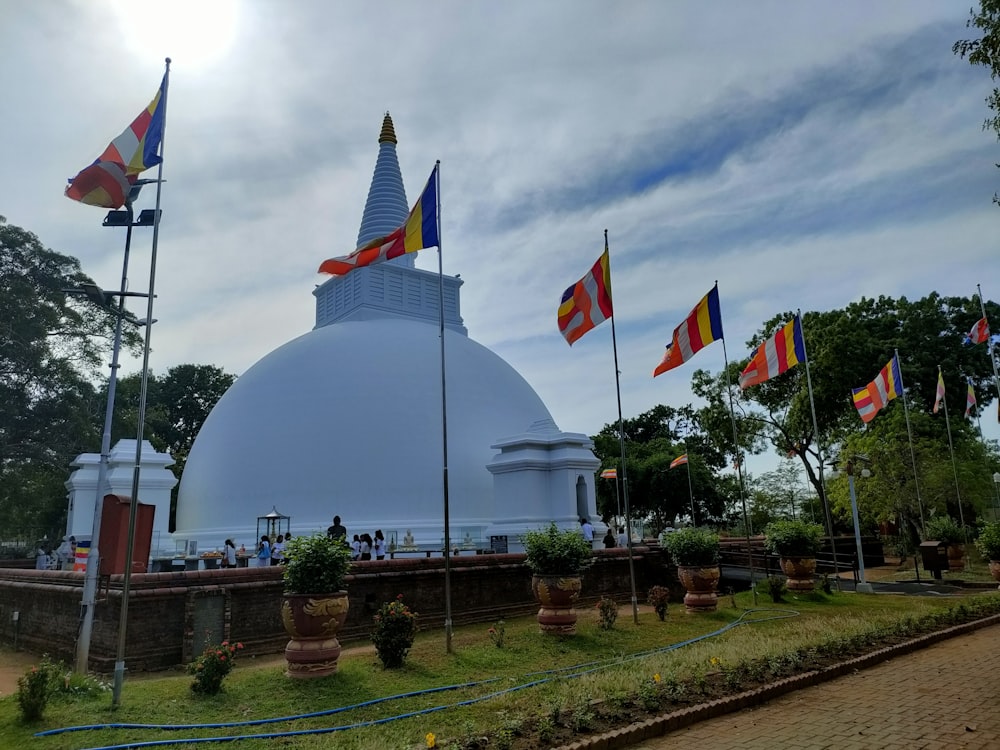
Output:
669,454,688,470
852,355,903,423
319,164,440,276
65,75,166,208
653,285,723,377
600,468,618,479
965,317,990,345
933,370,946,414
738,315,806,389
965,379,977,418
557,249,613,345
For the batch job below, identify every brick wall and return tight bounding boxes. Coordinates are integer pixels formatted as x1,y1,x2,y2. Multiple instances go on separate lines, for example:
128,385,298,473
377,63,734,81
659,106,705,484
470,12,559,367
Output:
0,547,665,673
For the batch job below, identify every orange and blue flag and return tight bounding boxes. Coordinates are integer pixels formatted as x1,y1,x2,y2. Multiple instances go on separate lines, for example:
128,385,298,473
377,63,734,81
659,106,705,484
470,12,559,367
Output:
557,249,613,346
669,454,688,470
966,378,977,418
66,75,165,208
319,164,440,276
738,315,806,389
852,355,903,423
653,285,723,377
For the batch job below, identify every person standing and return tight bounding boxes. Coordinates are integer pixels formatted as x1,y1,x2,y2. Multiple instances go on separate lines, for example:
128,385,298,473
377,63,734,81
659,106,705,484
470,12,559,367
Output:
580,517,595,546
359,533,372,561
271,534,285,565
374,530,387,560
327,515,347,541
602,528,616,548
256,535,271,568
350,534,361,561
222,539,237,568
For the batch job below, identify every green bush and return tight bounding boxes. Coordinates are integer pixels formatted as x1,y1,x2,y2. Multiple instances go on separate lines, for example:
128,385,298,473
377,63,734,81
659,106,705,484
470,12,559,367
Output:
757,575,787,603
976,521,1000,560
763,519,823,557
188,640,243,695
663,527,719,566
646,585,670,621
15,656,62,721
596,596,618,630
521,522,593,575
924,515,965,546
371,594,419,668
282,533,353,594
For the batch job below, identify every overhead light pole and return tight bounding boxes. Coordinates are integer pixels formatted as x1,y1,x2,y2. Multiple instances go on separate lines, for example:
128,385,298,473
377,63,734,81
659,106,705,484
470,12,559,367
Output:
843,456,874,594
72,191,158,675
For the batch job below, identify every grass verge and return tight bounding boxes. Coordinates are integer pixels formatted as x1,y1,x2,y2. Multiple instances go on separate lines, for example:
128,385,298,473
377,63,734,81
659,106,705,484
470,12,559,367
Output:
1,589,998,750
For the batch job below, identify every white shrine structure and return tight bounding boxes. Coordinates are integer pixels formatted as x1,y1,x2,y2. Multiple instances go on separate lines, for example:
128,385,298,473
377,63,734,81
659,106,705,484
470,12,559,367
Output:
172,114,602,553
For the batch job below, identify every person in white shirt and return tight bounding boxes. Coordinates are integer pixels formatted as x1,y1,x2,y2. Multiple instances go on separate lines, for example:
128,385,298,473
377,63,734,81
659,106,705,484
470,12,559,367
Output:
271,534,285,565
222,539,237,568
580,517,595,545
373,530,387,560
350,535,361,560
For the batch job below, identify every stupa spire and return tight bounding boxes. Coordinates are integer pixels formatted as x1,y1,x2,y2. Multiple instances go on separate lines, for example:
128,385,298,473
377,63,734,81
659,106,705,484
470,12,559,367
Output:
356,112,411,263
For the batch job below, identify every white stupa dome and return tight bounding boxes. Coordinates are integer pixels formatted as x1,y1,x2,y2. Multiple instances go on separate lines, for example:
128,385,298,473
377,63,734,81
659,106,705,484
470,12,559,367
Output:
175,316,555,545
174,114,595,550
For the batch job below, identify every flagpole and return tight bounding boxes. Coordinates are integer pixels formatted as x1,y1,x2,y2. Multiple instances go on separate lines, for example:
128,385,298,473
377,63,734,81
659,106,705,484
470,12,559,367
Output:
894,349,927,536
976,284,1000,411
606,230,639,624
432,161,454,654
938,365,970,557
971,378,1000,511
112,57,170,707
683,445,696,525
798,310,841,591
719,282,757,604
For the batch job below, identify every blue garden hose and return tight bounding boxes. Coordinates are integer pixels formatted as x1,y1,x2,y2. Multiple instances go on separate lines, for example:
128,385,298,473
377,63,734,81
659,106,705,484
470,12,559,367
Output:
38,608,799,749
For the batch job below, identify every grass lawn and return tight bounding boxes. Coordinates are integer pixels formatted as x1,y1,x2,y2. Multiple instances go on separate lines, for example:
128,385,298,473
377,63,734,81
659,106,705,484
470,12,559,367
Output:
1,588,999,750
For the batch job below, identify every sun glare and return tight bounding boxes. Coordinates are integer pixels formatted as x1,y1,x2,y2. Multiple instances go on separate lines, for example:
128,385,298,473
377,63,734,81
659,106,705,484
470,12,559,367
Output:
109,0,239,70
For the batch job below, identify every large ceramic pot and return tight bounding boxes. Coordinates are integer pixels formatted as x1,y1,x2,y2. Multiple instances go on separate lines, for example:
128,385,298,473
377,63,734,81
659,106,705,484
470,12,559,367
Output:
989,560,1000,590
779,557,817,591
947,544,965,571
676,565,720,613
531,574,582,634
282,591,349,679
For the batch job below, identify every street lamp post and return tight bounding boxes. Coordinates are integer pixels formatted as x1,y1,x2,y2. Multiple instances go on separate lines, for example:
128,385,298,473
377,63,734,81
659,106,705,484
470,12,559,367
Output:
73,197,157,674
993,472,1000,516
845,458,874,594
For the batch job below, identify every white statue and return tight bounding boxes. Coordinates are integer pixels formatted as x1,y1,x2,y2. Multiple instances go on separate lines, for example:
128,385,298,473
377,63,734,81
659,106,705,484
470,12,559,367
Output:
403,529,415,548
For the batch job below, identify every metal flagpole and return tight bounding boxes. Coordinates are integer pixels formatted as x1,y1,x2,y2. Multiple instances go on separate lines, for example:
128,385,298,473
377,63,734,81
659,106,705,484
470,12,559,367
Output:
606,230,639,624
75,201,137,674
896,349,927,535
970,378,1000,510
433,162,453,654
976,284,1000,412
112,57,170,707
718,282,757,604
798,310,842,590
683,446,696,525
937,365,969,555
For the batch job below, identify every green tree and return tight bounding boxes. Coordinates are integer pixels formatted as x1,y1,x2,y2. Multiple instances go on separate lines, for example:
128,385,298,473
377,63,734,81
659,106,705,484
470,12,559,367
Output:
695,294,1000,520
0,216,140,538
591,404,730,531
955,0,1000,204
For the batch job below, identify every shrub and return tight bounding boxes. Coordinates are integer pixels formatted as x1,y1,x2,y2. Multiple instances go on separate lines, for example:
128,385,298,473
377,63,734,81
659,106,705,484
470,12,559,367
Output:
646,585,670,621
283,533,353,594
596,596,618,630
189,640,243,695
924,515,965,545
663,527,719,566
757,575,787,603
763,519,824,557
488,619,506,648
372,594,419,668
521,522,593,575
976,521,1000,560
15,658,60,721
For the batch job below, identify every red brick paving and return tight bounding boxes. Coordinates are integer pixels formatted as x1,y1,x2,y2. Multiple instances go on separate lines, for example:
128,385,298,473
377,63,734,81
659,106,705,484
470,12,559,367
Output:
629,624,1000,750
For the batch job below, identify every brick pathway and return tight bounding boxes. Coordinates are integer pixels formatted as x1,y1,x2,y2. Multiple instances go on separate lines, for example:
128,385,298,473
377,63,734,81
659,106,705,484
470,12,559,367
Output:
631,624,1000,750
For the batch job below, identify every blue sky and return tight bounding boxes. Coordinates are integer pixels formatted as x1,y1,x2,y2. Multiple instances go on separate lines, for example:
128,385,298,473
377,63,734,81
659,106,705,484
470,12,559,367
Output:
2,1,999,482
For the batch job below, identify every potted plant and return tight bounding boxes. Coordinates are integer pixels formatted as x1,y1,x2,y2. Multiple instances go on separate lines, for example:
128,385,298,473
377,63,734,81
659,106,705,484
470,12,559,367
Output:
924,515,965,571
521,522,593,634
663,527,720,612
975,521,1000,588
281,532,353,678
763,519,824,591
